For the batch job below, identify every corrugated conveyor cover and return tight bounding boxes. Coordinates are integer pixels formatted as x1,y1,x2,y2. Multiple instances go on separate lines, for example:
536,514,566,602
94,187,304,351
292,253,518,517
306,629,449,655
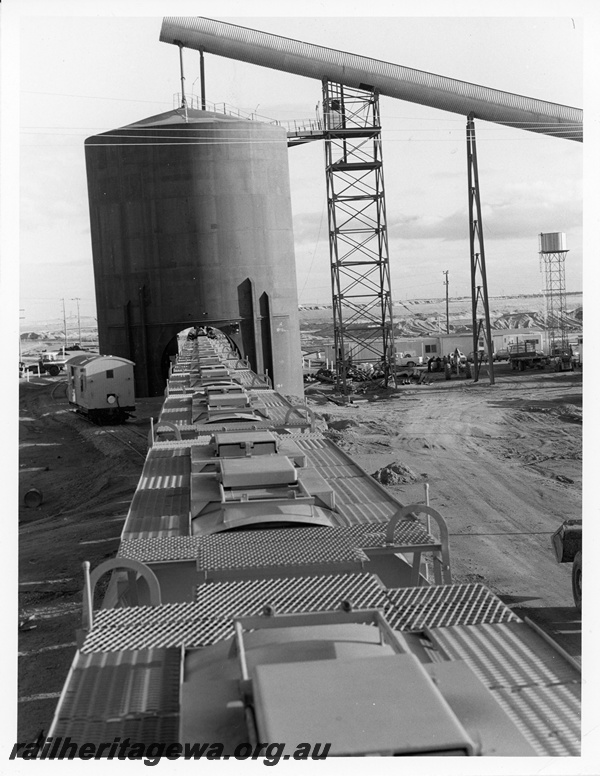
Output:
160,17,582,141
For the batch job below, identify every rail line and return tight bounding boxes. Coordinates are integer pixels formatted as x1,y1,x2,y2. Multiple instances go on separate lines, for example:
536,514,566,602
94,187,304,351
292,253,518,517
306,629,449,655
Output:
54,387,150,460
100,428,148,460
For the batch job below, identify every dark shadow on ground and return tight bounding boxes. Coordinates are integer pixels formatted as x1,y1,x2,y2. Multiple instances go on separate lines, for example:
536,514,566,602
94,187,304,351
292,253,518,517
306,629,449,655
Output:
485,374,582,422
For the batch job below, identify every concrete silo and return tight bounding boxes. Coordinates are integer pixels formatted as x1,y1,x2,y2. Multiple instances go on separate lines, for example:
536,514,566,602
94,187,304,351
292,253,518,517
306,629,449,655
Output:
85,108,304,397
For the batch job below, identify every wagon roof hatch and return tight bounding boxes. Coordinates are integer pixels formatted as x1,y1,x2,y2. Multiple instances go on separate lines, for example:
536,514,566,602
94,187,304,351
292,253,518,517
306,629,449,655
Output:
191,437,336,533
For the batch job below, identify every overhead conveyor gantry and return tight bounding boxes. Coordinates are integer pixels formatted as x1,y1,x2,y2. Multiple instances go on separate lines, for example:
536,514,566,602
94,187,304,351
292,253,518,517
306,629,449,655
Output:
159,17,582,389
159,17,582,142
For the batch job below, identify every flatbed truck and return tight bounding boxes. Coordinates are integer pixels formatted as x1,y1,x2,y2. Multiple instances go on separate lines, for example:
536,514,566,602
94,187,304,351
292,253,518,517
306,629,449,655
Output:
508,343,549,371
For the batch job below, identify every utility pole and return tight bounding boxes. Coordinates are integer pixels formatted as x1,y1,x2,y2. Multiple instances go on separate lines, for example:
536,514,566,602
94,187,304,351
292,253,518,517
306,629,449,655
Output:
61,298,68,351
443,270,449,334
71,297,81,344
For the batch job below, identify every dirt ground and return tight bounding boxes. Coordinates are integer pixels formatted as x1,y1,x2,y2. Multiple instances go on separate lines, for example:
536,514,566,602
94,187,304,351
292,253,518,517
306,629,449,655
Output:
16,378,163,743
15,362,582,743
305,362,583,656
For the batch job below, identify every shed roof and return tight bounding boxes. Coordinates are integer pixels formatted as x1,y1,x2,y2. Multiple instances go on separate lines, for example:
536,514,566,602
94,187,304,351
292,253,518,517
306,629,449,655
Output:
68,354,135,368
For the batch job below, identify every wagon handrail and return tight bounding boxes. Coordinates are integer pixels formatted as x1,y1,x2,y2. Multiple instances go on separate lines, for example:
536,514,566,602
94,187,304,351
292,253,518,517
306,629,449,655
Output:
154,420,182,440
80,558,162,638
385,504,452,584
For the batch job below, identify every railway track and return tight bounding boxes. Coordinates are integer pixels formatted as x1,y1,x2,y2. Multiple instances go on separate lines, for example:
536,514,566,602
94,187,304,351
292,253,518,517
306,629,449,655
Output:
45,376,150,460
98,425,149,460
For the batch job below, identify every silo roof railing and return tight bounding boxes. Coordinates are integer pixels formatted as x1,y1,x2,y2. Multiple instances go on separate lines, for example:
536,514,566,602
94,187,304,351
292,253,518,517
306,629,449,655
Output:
170,93,323,134
160,17,582,142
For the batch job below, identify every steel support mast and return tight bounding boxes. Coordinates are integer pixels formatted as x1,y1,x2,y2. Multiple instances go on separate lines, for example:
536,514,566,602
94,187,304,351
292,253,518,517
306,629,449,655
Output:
467,115,495,385
323,82,395,392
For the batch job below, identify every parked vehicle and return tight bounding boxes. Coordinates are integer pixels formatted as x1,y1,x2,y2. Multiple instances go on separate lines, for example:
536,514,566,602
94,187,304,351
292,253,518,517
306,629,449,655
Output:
574,336,582,367
396,352,423,367
19,360,41,377
551,347,574,372
492,349,510,361
39,354,69,376
38,346,88,376
551,519,582,609
508,343,549,371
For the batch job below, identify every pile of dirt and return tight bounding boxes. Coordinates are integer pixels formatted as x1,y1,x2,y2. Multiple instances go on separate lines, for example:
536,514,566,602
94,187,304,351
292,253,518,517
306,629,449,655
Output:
371,461,419,485
324,417,359,431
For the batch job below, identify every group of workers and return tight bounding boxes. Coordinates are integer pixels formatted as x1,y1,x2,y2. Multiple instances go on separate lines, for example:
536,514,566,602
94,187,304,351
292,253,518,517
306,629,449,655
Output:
426,349,471,379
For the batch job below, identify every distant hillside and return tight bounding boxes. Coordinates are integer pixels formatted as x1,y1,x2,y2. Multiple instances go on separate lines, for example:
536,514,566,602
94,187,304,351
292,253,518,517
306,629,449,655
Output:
299,293,583,339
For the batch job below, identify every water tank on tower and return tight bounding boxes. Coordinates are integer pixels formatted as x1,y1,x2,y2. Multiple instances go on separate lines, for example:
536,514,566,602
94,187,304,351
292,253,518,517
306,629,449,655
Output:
84,108,304,397
539,232,567,253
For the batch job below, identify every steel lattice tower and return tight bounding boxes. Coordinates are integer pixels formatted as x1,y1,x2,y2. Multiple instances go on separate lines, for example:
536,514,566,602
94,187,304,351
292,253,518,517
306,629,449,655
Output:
539,234,569,353
322,81,395,392
467,115,495,385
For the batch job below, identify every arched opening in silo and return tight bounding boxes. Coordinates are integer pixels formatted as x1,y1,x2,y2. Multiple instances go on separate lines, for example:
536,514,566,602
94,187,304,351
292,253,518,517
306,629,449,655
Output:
159,324,245,385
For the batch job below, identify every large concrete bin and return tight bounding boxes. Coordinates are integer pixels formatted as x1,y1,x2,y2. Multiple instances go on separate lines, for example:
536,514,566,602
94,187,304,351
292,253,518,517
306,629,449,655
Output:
85,108,304,397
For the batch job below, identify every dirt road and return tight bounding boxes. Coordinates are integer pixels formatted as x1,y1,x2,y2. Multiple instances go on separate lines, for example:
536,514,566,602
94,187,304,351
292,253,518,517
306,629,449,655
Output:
308,364,582,657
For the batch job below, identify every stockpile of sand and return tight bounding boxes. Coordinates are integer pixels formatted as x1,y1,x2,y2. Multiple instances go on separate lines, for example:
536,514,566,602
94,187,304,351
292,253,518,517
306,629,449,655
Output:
371,461,419,485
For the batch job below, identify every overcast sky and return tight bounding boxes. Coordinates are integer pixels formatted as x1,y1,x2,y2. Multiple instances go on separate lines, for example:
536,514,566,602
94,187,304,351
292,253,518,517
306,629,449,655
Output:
2,1,591,328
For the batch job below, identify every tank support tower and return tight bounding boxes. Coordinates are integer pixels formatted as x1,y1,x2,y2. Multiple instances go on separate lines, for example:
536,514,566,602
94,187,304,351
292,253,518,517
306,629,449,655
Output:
539,233,569,354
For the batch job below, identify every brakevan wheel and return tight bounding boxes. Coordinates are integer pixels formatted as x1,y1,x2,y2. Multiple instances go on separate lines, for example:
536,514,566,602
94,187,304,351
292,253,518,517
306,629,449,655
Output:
572,551,582,611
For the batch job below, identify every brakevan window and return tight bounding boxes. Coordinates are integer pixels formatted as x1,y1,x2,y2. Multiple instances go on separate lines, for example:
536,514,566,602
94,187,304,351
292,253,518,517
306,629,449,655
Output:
106,370,114,379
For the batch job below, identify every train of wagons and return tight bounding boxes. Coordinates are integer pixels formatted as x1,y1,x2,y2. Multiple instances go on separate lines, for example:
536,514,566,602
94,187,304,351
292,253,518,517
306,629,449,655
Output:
47,330,581,759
